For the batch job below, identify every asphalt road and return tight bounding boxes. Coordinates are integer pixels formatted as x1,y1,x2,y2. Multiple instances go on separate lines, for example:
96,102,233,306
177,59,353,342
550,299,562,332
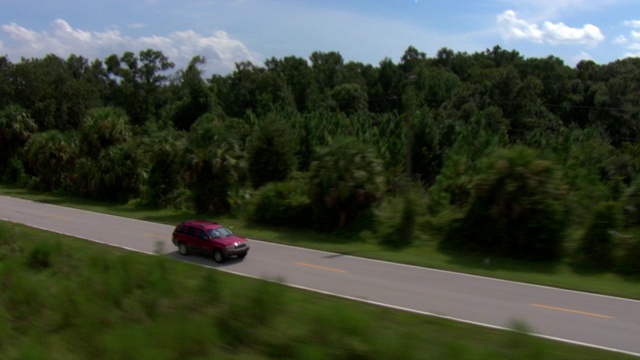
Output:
1,195,639,356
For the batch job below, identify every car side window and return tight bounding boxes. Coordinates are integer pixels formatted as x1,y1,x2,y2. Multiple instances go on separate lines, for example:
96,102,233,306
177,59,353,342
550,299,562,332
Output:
186,226,196,237
197,229,207,239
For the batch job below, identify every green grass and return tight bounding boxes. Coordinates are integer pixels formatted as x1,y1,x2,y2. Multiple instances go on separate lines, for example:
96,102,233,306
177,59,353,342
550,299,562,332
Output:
1,185,640,301
0,220,636,359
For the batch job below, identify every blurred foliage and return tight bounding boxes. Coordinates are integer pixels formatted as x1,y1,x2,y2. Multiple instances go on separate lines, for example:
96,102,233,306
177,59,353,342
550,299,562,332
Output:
573,202,621,272
0,220,634,360
617,236,640,276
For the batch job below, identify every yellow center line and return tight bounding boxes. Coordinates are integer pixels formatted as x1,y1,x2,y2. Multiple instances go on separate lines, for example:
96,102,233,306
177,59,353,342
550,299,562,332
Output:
529,303,613,319
295,262,347,273
47,213,69,220
145,233,168,240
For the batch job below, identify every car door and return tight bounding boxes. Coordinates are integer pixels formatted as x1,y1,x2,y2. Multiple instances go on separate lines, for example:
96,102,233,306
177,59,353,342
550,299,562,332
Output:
184,226,197,249
195,229,211,252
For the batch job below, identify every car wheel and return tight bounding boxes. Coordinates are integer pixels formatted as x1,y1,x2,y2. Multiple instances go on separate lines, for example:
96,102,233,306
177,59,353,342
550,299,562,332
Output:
178,243,189,256
213,249,225,263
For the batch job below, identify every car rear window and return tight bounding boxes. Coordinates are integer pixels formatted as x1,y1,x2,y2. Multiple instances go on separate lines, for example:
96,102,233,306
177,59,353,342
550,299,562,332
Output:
175,224,186,234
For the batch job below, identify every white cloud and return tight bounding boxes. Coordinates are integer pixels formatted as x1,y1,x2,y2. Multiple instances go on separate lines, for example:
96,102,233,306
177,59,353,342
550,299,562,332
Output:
626,39,640,51
497,10,544,43
571,50,593,64
159,30,260,73
0,19,260,74
623,49,640,58
499,0,623,21
616,19,640,59
542,22,604,45
3,23,39,43
623,20,640,28
497,10,604,47
614,35,628,45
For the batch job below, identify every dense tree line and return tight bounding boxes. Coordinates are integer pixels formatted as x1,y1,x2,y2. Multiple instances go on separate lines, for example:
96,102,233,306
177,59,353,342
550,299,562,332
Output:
2,45,640,271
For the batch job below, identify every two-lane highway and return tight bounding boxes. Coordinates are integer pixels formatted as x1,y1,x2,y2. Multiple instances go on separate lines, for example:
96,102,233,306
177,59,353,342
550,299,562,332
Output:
1,195,639,356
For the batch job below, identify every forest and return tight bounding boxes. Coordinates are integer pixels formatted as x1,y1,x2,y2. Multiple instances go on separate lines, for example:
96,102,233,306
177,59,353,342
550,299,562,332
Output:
1,45,640,273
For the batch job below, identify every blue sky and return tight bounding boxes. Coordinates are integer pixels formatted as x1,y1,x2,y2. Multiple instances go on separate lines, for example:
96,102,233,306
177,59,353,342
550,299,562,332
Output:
1,0,639,75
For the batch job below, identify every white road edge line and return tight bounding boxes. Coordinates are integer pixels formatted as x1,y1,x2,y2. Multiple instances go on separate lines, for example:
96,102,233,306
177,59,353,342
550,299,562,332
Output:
5,195,639,302
2,212,640,357
210,265,640,358
248,239,640,304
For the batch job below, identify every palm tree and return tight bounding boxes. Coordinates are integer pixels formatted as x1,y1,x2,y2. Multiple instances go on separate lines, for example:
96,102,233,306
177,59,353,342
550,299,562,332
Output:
23,130,78,191
247,113,297,189
181,118,244,213
308,137,385,229
140,130,186,206
445,145,567,261
79,107,132,157
95,143,143,202
0,105,37,179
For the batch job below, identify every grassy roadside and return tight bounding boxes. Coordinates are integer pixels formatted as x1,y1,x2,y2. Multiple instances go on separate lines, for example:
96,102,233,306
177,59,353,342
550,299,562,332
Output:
0,220,637,359
1,185,640,300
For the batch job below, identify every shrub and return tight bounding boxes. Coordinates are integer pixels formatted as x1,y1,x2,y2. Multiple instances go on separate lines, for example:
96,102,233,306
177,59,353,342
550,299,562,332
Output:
442,145,567,261
574,202,621,271
22,130,79,191
246,177,312,228
622,179,640,227
330,83,368,115
247,114,297,189
308,137,385,230
181,118,244,213
0,105,37,179
26,241,61,270
0,305,8,351
94,143,144,202
0,222,20,260
380,186,422,248
617,237,640,276
68,143,144,203
2,156,29,186
79,107,132,157
139,130,184,207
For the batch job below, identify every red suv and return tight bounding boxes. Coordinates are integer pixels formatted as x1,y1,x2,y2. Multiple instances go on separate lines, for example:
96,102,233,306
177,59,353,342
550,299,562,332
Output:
172,220,250,263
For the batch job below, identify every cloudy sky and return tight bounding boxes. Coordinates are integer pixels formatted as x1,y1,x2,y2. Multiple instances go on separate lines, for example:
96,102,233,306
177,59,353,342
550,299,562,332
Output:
1,0,639,75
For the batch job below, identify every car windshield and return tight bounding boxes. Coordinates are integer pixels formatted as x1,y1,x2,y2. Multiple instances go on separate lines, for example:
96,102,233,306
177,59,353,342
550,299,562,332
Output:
207,227,233,238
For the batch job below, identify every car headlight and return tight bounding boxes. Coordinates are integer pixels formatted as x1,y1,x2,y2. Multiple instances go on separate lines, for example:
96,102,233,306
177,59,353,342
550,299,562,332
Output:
225,244,237,251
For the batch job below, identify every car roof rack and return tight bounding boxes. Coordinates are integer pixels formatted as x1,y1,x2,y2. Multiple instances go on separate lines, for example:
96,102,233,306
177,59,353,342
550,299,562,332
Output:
183,219,220,227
